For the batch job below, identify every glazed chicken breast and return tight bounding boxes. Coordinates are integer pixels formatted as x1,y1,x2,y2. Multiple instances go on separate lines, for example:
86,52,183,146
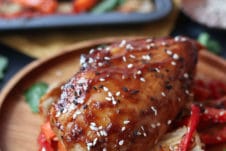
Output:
46,37,201,151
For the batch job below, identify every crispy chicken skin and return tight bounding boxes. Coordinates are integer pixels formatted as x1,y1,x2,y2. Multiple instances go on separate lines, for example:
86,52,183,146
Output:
49,37,201,151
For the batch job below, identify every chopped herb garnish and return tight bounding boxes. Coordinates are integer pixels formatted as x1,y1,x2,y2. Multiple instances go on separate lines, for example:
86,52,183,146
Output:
0,55,8,80
24,82,48,113
197,32,221,54
91,0,119,14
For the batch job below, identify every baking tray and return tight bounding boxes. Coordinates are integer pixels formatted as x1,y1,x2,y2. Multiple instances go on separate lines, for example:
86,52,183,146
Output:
0,0,172,30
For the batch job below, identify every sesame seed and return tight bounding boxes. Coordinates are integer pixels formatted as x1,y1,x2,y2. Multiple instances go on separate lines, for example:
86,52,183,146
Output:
171,61,176,66
172,54,179,60
146,45,151,50
178,97,181,102
97,47,103,51
137,70,142,75
99,78,105,82
142,55,151,60
151,124,156,128
161,92,166,97
185,90,190,95
127,64,133,69
167,120,172,125
156,122,161,127
166,50,173,55
119,140,124,146
143,133,147,137
108,92,113,97
126,44,134,50
124,120,130,124
104,57,111,60
174,36,180,42
217,137,222,141
89,49,95,54
88,58,94,63
98,62,103,67
112,99,117,105
219,111,225,116
103,148,107,151
161,42,167,46
121,126,126,132
103,87,109,92
146,38,153,43
116,91,121,96
129,54,136,59
122,56,127,62
119,40,126,47
151,106,157,116
184,73,189,79
140,77,146,82
105,97,112,101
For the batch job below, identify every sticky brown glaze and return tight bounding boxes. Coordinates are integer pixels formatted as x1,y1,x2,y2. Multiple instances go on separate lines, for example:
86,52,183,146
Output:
49,36,201,151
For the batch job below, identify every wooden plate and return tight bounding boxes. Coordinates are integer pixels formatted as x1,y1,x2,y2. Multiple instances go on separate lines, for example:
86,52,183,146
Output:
0,37,225,151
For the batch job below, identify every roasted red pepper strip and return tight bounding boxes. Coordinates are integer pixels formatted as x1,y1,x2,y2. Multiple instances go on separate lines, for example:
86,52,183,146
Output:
200,126,226,145
38,132,54,151
178,104,200,151
201,107,226,123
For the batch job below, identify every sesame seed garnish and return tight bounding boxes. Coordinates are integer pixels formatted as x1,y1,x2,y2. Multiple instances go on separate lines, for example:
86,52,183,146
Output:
105,97,112,101
140,77,146,82
178,97,181,102
172,54,179,60
161,92,166,97
126,44,134,50
171,61,176,66
166,50,173,55
98,62,103,67
151,106,157,116
89,49,95,54
184,73,189,79
146,38,153,43
103,148,107,151
124,120,130,124
142,55,151,60
185,90,190,95
143,133,147,137
103,86,109,92
151,124,156,128
119,140,124,146
99,78,105,82
146,45,151,50
88,58,94,63
129,54,136,59
121,126,126,132
108,92,113,97
161,42,167,46
122,56,127,62
97,47,103,51
119,40,126,47
116,91,121,96
217,137,222,141
104,56,111,60
156,122,161,127
137,70,142,75
167,120,172,125
127,64,133,69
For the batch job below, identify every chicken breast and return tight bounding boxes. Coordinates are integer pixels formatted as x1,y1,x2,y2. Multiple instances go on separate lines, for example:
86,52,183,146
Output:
49,37,201,151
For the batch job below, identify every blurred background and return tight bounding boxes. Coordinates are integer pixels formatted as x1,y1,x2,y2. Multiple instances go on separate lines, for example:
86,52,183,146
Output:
0,0,226,89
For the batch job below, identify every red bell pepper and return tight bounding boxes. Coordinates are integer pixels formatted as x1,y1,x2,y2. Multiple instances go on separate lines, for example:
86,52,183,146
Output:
201,107,226,123
178,104,200,151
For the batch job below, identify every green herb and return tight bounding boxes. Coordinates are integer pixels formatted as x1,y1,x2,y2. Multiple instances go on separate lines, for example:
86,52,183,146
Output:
197,32,221,54
91,0,119,14
24,82,48,113
0,55,8,80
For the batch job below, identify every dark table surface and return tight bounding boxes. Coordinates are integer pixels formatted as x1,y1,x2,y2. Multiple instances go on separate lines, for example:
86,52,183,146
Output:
0,12,225,90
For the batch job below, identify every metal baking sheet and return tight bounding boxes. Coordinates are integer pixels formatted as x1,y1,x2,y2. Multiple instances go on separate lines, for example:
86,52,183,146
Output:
0,0,172,30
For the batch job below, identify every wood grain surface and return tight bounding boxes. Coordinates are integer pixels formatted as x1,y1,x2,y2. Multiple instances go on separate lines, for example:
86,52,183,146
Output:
0,37,225,151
